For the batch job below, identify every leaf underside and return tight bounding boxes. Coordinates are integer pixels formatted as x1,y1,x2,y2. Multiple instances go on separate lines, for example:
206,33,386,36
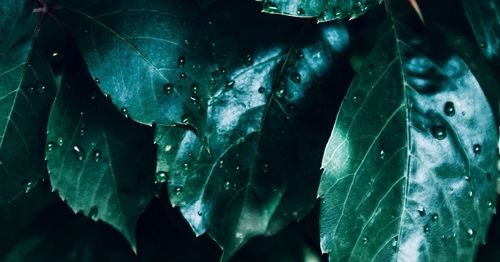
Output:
45,52,156,249
318,1,499,261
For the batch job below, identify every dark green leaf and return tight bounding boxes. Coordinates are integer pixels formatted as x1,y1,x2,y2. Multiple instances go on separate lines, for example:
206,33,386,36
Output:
0,0,37,53
0,25,56,204
318,1,499,261
45,50,156,250
460,0,500,65
155,2,351,259
259,0,383,21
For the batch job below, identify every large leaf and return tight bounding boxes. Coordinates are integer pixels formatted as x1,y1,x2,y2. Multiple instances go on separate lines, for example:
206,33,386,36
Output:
155,1,351,260
0,0,37,53
460,0,500,65
259,0,383,21
0,10,56,204
45,48,156,250
318,1,499,261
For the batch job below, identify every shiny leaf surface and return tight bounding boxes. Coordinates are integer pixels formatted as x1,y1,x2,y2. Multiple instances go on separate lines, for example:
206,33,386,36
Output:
318,1,499,261
259,0,383,21
0,18,56,204
46,53,156,249
0,0,36,53
155,1,351,259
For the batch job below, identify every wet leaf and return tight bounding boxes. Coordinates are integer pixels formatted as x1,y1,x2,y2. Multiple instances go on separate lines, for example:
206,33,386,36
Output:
45,49,156,250
318,1,499,261
0,15,56,203
155,1,351,259
259,0,383,21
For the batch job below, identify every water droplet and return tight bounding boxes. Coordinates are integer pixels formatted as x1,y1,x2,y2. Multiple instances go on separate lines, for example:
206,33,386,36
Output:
264,1,279,11
183,162,189,170
72,145,85,161
56,137,64,147
174,186,183,195
197,210,202,216
262,163,269,173
467,228,475,240
88,206,98,219
163,83,173,95
236,232,244,239
224,181,231,190
379,149,385,160
21,180,33,193
177,56,185,68
244,54,253,66
417,207,426,217
35,82,47,94
218,158,224,166
26,85,35,93
290,72,301,83
479,42,486,48
52,51,59,57
180,72,187,80
353,95,359,102
468,190,474,198
47,142,55,152
92,149,102,162
94,78,100,84
391,236,398,251
226,80,235,88
181,114,189,124
473,144,481,154
444,102,455,116
423,225,430,233
297,8,305,15
155,171,168,184
275,88,285,98
431,213,439,222
191,84,198,95
258,86,265,93
464,175,470,181
362,236,368,244
121,107,129,118
431,126,447,140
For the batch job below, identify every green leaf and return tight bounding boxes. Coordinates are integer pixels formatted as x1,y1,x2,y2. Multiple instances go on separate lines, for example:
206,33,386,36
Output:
460,0,500,65
0,21,56,203
155,1,351,259
45,50,156,250
259,0,383,21
0,0,37,53
318,1,499,261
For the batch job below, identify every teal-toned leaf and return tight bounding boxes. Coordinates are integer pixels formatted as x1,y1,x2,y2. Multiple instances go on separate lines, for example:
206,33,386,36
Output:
460,0,500,65
0,0,37,53
155,1,351,260
45,50,156,250
0,20,56,203
259,0,383,21
318,1,499,261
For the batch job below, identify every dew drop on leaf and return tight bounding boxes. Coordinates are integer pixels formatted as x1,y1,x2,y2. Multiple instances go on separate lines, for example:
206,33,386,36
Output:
297,8,305,15
155,171,168,184
121,107,129,118
94,78,100,84
177,56,185,68
258,86,265,93
362,236,368,244
275,88,285,98
226,80,235,88
56,137,64,147
163,83,174,95
224,181,231,190
174,186,183,195
21,180,33,194
431,213,439,222
391,236,398,251
291,72,301,83
423,225,430,233
89,206,98,219
46,142,55,152
35,82,47,94
417,207,426,217
72,145,85,161
181,114,189,124
467,228,475,240
444,102,455,116
473,144,481,154
431,126,447,140
468,190,474,198
183,162,189,170
92,149,102,162
379,149,385,159
180,72,187,80
191,84,198,95
264,1,279,11
244,54,253,66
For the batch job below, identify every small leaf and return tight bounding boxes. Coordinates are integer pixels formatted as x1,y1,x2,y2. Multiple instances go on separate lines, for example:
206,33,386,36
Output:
318,0,499,261
46,48,156,250
259,0,383,21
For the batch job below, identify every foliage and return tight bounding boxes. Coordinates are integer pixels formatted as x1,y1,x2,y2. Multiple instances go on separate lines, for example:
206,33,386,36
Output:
0,0,498,261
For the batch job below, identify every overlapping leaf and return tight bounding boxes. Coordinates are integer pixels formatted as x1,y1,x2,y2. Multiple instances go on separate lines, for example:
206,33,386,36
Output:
259,0,383,21
0,4,56,204
155,1,351,260
318,1,499,261
460,0,500,65
45,51,156,249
